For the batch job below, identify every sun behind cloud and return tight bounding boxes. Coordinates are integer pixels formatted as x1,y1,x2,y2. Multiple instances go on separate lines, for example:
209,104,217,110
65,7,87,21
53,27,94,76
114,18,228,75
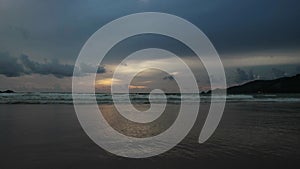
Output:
129,85,147,89
95,78,121,86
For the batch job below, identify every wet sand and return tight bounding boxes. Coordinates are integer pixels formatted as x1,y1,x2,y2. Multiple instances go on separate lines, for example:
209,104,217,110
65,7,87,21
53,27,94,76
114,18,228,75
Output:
1,102,300,169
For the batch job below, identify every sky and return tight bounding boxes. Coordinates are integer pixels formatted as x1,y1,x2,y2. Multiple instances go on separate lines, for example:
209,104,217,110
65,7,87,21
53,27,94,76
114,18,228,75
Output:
0,0,300,92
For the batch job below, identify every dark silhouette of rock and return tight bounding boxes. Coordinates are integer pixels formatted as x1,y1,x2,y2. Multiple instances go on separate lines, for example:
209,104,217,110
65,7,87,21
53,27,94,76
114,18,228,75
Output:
207,74,300,94
0,90,15,93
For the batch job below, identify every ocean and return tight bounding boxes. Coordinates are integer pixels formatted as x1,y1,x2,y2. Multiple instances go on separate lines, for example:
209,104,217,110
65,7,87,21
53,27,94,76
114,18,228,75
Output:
1,93,300,168
1,92,300,104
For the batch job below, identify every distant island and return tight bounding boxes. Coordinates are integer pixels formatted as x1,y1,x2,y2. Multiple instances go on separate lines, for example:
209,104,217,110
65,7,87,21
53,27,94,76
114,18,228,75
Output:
207,74,300,94
0,90,15,93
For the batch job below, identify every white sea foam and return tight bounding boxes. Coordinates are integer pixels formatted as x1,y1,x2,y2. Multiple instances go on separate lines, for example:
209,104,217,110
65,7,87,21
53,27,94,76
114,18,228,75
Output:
1,93,300,104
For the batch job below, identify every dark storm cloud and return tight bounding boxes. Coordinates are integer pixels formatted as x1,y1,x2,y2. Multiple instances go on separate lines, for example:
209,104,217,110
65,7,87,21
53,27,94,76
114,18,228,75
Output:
20,55,74,78
91,0,300,60
1,0,299,63
79,62,106,74
162,75,175,81
181,1,300,55
103,34,196,63
0,53,105,78
20,55,106,78
0,52,25,77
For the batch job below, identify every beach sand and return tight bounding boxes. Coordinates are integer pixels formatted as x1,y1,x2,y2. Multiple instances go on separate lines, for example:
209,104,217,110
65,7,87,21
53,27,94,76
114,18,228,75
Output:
1,102,300,169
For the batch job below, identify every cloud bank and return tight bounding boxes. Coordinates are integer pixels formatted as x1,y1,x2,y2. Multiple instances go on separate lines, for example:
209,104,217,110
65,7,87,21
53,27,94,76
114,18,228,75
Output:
0,52,105,78
0,52,25,77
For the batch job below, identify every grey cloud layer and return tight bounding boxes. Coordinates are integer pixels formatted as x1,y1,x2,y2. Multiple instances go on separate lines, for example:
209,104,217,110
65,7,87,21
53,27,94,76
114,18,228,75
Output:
0,52,24,77
20,55,74,78
1,0,299,63
0,52,105,78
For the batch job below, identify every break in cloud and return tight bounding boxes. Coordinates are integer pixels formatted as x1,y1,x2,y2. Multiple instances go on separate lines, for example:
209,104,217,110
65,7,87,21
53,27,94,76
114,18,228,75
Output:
0,52,105,78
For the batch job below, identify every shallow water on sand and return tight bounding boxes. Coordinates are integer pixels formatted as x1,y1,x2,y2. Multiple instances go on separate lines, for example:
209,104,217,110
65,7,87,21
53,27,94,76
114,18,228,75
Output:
0,102,300,169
